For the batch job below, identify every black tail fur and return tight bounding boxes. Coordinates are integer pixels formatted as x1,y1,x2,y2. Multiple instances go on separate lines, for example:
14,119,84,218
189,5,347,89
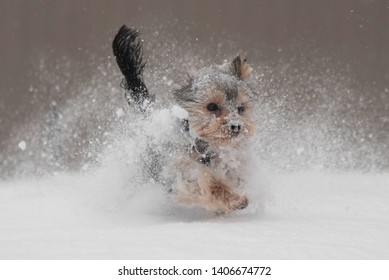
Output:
112,25,153,110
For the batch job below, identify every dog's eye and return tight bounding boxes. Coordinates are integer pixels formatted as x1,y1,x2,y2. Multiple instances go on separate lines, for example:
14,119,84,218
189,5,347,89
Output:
207,103,218,112
238,106,245,114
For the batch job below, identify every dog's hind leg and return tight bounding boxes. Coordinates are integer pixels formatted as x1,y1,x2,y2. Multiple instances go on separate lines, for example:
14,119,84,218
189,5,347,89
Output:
112,25,154,111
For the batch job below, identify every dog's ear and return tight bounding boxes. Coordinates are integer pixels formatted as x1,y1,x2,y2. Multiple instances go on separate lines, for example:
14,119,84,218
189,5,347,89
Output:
230,52,252,81
173,74,196,106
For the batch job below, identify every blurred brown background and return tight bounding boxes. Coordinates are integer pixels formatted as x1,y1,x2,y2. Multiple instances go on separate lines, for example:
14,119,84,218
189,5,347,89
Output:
1,0,388,174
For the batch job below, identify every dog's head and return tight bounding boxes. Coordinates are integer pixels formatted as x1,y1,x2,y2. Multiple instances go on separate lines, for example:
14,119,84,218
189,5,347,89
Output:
174,54,256,148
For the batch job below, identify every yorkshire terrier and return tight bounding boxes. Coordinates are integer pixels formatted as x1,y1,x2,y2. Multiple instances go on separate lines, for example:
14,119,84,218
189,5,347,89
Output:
112,25,256,213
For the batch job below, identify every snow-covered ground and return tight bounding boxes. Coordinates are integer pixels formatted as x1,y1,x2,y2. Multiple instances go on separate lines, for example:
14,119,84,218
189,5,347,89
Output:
1,169,388,259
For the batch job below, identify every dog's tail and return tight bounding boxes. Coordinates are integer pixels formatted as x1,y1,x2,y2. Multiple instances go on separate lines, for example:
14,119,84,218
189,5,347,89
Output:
112,25,154,111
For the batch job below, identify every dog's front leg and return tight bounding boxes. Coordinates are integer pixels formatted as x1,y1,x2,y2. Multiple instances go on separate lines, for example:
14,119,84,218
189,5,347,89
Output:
197,166,248,212
174,159,247,212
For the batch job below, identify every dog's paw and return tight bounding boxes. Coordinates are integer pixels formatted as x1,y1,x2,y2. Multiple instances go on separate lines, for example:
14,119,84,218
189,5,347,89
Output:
237,195,249,210
228,194,249,211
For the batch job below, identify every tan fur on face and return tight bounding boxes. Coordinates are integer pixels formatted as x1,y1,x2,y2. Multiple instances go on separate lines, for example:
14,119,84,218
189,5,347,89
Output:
185,86,255,147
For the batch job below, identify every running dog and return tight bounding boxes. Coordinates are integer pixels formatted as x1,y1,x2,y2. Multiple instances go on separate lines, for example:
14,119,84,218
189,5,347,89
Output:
112,25,256,212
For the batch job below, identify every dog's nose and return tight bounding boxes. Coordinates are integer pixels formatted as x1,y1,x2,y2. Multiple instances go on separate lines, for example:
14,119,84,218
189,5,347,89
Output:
229,123,241,133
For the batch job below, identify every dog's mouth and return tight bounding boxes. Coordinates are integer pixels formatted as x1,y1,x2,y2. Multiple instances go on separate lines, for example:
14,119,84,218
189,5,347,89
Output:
229,130,240,137
217,129,244,139
204,132,246,148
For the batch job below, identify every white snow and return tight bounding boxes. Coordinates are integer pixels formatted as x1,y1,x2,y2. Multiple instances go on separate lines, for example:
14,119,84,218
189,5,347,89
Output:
1,170,388,259
171,105,189,119
17,141,26,151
